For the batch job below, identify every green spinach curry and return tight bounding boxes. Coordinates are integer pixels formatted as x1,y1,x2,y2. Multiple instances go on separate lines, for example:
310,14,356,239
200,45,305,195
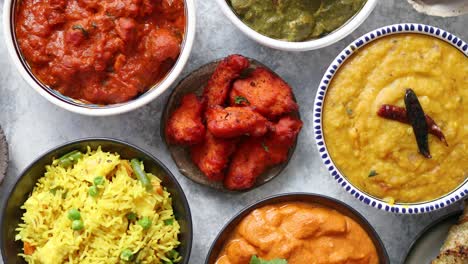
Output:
230,0,366,42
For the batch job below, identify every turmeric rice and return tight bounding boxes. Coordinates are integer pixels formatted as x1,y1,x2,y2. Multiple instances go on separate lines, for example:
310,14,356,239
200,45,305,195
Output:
15,147,182,264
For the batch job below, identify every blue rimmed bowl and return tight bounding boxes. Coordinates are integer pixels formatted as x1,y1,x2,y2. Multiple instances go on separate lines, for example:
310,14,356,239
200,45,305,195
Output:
313,23,468,214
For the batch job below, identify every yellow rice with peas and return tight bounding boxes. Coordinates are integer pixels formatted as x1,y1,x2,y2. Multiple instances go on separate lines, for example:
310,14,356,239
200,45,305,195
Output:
15,147,182,264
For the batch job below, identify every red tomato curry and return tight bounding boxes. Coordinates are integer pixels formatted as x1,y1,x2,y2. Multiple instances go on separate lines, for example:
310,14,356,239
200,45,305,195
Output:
15,0,185,104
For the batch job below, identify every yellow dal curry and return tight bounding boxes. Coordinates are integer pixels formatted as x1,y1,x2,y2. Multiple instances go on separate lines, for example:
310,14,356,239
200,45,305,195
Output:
323,34,467,203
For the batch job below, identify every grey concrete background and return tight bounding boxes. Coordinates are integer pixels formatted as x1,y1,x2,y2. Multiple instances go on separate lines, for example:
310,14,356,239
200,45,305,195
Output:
0,1,466,263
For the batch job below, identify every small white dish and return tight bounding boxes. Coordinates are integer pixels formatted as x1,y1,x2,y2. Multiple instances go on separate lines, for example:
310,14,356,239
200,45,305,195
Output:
3,0,196,116
215,0,378,51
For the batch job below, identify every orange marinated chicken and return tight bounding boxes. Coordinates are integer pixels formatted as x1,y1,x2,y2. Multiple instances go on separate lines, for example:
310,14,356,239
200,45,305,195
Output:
224,137,269,190
265,116,303,165
216,203,379,264
203,55,250,107
190,132,237,181
224,116,302,190
206,106,270,138
230,67,298,119
165,93,205,146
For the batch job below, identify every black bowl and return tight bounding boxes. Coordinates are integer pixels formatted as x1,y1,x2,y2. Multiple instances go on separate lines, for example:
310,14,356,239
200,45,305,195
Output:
205,193,390,264
0,138,192,263
161,58,300,192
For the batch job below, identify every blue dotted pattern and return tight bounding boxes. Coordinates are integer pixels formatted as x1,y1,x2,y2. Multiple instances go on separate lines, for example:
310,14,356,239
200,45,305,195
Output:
313,23,468,214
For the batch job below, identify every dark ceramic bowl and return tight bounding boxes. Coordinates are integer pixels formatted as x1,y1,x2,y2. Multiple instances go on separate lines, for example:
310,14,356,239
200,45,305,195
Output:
205,193,390,264
161,58,300,192
0,138,192,263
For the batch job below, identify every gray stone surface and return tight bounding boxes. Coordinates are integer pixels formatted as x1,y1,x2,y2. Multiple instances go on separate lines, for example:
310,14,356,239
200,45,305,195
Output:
0,1,466,263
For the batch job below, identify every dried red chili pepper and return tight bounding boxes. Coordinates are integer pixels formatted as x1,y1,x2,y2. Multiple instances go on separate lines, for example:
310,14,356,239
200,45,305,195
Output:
377,105,447,146
404,89,431,158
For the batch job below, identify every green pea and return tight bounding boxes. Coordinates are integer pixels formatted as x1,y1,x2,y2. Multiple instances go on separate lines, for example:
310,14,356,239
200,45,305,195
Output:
93,176,105,186
120,248,134,262
67,209,81,220
137,217,152,230
88,185,98,197
72,219,84,231
126,212,137,221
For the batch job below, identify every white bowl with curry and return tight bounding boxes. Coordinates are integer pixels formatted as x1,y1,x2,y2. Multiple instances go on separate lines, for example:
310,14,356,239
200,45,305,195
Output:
314,24,468,214
216,0,378,51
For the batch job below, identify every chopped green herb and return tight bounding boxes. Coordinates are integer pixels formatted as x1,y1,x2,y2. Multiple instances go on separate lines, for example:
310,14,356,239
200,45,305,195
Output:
167,250,179,260
72,25,89,37
261,142,269,152
126,212,137,221
346,108,353,116
50,186,63,195
250,255,288,264
67,208,81,221
234,95,249,105
368,170,378,177
164,218,174,226
138,217,152,230
120,249,134,262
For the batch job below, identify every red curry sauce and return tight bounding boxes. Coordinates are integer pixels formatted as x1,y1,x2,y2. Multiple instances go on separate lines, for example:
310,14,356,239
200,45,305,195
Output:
15,0,185,104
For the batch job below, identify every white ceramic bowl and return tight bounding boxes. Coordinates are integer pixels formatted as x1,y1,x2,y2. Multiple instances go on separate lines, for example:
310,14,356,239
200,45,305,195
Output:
314,23,468,214
215,0,378,51
3,0,196,116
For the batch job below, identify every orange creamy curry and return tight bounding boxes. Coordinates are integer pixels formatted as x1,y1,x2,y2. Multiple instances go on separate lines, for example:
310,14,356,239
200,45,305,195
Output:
215,202,379,264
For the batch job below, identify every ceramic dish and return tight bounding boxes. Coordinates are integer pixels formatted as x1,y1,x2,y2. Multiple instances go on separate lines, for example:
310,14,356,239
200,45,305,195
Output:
0,138,192,263
0,125,8,184
404,210,462,264
2,0,196,116
161,58,300,192
313,23,468,214
215,0,377,51
205,193,390,263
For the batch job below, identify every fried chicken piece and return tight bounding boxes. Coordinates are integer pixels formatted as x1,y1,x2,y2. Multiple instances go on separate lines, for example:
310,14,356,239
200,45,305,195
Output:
165,93,205,145
265,116,303,165
224,116,302,190
206,106,270,138
230,67,298,118
203,54,250,107
224,138,269,190
190,132,237,181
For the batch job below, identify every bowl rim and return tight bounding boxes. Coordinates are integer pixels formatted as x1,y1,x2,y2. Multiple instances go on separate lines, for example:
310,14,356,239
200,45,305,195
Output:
2,0,196,116
0,137,193,263
214,0,378,51
403,209,463,263
204,192,390,264
160,57,301,193
313,23,468,214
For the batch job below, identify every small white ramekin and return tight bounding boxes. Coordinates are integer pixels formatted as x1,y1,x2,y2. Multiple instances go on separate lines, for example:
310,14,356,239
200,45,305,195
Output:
3,0,196,116
215,0,378,51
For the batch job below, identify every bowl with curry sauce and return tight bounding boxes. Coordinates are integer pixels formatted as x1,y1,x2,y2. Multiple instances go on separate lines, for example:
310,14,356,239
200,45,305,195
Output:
206,193,389,264
3,0,195,116
314,24,468,213
216,0,377,51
